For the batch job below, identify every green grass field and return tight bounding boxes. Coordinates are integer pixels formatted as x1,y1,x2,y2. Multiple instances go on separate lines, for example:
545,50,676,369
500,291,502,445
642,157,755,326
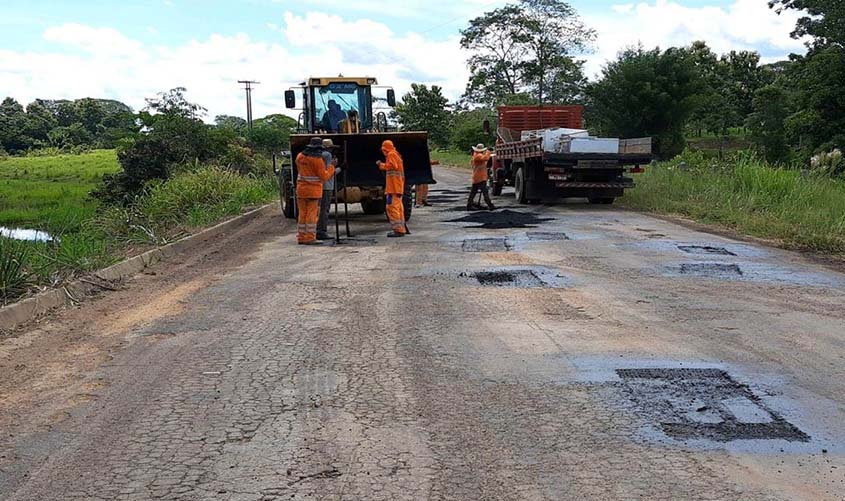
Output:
621,151,845,253
1,151,277,304
0,150,119,232
430,149,472,168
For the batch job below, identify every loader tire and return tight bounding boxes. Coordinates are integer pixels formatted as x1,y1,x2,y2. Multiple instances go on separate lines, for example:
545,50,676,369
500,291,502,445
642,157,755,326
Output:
361,199,385,215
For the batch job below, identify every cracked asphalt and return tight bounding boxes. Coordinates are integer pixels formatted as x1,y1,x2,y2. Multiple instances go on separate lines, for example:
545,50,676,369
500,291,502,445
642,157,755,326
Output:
1,166,844,500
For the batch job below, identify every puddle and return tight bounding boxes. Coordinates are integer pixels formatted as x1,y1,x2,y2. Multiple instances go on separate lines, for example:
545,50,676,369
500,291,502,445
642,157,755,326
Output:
447,209,555,229
617,368,809,443
462,238,510,252
678,245,736,256
680,263,743,277
0,227,55,242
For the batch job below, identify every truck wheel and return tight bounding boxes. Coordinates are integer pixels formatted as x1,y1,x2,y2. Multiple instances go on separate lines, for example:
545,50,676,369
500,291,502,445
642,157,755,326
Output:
489,177,503,196
361,199,385,215
589,197,615,205
514,167,528,204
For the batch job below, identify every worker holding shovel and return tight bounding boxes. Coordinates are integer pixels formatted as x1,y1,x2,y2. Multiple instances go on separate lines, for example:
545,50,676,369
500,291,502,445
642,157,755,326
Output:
467,143,496,211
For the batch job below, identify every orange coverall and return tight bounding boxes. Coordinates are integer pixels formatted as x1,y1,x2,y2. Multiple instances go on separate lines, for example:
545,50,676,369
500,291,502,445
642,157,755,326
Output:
295,152,335,244
471,151,492,184
378,140,406,234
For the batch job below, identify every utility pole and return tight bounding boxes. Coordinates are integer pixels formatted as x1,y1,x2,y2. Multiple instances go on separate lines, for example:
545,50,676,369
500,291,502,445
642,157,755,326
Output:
238,80,260,128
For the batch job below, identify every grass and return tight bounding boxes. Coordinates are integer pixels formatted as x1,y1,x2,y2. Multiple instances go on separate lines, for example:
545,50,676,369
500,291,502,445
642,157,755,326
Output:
0,150,119,232
620,150,845,253
430,149,472,168
1,151,277,304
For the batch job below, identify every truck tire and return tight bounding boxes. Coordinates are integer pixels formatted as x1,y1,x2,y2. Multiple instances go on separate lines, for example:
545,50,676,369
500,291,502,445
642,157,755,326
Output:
361,199,385,215
489,177,503,196
589,197,615,205
514,166,528,204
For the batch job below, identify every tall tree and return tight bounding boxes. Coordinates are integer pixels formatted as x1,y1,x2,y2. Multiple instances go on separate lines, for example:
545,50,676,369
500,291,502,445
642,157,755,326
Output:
393,84,451,148
747,85,790,163
460,0,594,106
770,0,845,47
587,46,703,159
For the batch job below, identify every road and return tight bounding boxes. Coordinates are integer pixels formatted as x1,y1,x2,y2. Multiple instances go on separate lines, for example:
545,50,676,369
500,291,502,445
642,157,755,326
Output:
1,165,844,500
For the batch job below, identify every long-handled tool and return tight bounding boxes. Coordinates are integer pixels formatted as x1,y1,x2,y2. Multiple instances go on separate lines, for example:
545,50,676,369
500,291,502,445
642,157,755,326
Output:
333,173,340,244
343,141,351,237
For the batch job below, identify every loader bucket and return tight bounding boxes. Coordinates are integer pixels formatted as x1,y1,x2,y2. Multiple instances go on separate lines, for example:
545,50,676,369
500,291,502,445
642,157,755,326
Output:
290,132,436,187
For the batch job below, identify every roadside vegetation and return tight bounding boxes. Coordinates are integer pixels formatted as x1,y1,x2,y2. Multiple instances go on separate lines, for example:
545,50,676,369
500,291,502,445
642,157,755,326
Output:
1,89,284,305
622,151,845,253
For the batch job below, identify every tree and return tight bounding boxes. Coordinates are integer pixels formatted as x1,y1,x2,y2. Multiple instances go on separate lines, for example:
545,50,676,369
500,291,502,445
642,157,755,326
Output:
0,98,34,153
215,115,248,132
587,46,703,159
786,46,845,152
461,0,594,106
769,0,845,47
144,87,207,120
247,115,296,155
747,85,790,163
393,84,451,148
450,109,496,152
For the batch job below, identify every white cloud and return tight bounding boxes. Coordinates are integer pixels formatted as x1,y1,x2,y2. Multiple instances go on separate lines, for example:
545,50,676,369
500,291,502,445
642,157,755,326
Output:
583,0,806,76
0,14,470,120
0,1,805,119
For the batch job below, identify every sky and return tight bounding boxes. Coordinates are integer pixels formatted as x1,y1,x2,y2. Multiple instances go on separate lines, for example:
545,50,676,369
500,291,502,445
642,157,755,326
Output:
0,0,808,120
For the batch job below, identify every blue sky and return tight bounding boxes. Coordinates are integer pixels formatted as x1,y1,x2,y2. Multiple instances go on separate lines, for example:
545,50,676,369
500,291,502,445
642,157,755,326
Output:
0,0,806,118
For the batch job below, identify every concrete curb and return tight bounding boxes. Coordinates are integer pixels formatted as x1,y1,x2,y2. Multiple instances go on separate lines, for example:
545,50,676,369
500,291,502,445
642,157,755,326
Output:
0,203,279,332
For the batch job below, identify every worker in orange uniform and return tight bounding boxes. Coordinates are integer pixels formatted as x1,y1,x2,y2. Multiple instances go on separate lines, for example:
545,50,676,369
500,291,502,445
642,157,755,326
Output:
296,137,337,245
415,183,430,208
467,143,496,211
377,140,407,238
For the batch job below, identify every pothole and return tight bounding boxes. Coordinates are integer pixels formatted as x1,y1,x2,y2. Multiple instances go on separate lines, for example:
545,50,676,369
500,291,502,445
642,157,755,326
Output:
447,209,554,229
471,269,545,287
680,263,743,277
617,368,809,443
679,245,736,256
462,238,510,252
527,231,569,241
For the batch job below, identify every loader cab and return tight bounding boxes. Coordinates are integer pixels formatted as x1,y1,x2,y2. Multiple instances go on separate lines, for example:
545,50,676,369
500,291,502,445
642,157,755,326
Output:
285,77,396,134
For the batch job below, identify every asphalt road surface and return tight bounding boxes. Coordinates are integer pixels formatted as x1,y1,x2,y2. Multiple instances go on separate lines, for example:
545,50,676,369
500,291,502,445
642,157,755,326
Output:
1,166,844,500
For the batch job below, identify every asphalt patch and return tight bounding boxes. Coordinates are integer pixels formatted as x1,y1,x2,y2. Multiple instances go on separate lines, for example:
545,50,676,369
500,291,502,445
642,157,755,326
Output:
679,245,736,256
617,368,809,443
527,231,569,241
462,238,510,252
447,209,555,229
680,263,743,277
471,269,545,287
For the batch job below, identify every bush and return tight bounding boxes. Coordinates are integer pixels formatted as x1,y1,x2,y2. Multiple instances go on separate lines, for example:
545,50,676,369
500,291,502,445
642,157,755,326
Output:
0,236,35,302
621,150,845,253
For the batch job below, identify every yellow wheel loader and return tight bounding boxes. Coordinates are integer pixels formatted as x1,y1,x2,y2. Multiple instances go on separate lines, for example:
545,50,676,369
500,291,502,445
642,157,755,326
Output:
277,77,435,221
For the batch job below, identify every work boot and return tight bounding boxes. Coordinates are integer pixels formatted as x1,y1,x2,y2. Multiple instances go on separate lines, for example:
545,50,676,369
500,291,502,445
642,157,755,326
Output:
387,232,405,238
316,232,331,241
423,201,432,207
487,204,497,211
466,205,481,211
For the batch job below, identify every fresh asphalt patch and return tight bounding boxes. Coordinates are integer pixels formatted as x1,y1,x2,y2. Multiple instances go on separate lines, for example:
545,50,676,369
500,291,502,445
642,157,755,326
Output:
447,209,555,229
680,263,744,277
678,245,736,256
462,238,511,253
616,368,810,443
